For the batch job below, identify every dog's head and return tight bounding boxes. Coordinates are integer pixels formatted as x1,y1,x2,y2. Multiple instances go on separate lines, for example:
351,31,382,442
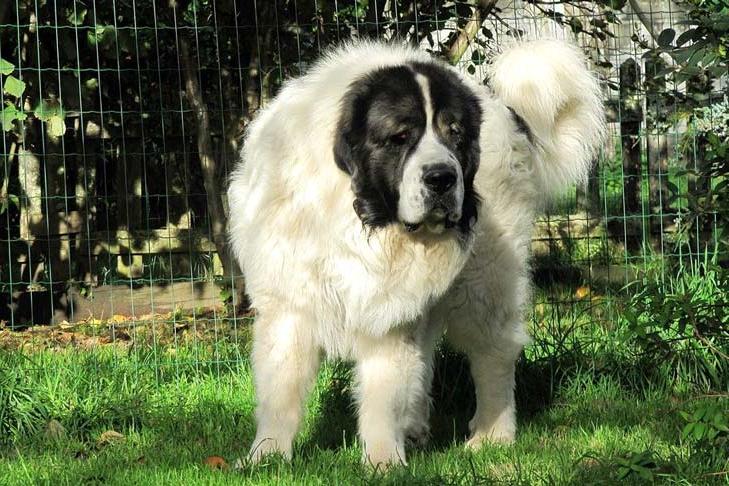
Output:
334,61,482,239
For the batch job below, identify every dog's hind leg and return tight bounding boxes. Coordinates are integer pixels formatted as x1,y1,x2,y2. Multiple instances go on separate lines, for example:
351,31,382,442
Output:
248,309,321,462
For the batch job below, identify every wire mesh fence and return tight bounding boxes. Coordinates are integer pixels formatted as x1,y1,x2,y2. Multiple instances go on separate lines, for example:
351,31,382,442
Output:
0,1,726,370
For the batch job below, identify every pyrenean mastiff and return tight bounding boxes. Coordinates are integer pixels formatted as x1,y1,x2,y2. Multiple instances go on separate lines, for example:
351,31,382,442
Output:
228,39,605,466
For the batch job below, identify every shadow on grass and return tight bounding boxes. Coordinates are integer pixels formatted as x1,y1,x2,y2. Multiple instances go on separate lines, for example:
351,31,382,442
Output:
304,343,682,456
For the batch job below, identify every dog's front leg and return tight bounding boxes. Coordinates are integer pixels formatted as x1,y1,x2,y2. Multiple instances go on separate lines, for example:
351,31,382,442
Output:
248,309,321,462
354,327,431,467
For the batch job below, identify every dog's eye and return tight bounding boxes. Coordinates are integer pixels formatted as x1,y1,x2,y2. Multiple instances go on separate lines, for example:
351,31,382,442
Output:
449,123,462,136
389,130,410,145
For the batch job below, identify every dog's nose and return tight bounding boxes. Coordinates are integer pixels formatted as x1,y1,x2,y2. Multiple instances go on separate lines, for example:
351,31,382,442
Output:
423,164,457,195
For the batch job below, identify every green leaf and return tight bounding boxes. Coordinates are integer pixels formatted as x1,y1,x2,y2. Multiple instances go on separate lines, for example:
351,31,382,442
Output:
46,115,66,137
682,422,694,439
675,28,697,47
693,406,707,421
0,58,14,76
3,75,26,98
693,422,707,439
87,25,115,48
67,7,88,26
657,28,676,47
471,49,485,66
2,193,20,213
34,100,65,122
0,105,27,131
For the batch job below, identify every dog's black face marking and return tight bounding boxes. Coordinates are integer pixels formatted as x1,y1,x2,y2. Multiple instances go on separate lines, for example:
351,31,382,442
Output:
334,61,482,239
334,66,427,229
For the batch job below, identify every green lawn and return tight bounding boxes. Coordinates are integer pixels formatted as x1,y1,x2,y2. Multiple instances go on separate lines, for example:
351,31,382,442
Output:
1,305,727,485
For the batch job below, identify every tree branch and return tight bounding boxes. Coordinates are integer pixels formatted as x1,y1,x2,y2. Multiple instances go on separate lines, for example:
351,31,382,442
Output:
447,0,497,65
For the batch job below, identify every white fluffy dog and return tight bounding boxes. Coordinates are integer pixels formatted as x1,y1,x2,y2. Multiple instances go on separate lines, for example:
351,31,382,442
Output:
227,39,605,466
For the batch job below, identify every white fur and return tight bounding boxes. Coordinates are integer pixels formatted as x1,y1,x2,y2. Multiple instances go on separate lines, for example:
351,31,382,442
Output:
227,39,605,466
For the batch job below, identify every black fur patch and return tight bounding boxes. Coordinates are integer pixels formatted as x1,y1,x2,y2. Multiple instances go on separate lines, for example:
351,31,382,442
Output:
333,60,483,238
508,107,533,144
334,65,426,229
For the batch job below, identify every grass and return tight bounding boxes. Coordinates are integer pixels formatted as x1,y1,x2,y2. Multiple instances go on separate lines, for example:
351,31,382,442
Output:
1,292,727,485
0,256,727,484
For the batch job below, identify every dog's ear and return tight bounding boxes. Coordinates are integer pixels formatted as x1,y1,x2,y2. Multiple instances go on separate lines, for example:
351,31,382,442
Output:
333,128,355,175
333,90,360,175
333,83,370,176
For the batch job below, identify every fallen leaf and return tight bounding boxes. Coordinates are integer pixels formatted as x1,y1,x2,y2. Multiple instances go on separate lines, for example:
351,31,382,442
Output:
44,419,66,440
109,314,128,324
58,321,74,330
574,286,591,300
204,456,228,470
97,430,125,448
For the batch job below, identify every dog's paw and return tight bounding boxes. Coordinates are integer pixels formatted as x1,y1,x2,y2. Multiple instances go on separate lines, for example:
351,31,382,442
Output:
363,439,407,468
247,436,292,464
465,428,515,450
466,414,516,449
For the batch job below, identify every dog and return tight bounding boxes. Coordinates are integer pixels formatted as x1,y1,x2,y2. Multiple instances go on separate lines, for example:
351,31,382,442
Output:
227,39,605,466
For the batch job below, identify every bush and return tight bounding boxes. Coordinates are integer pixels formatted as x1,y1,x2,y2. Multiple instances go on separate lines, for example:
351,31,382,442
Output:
623,257,729,390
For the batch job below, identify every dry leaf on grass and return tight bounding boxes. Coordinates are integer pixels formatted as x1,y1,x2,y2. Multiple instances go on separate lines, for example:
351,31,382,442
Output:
97,430,125,448
204,456,228,470
575,286,591,300
108,314,130,324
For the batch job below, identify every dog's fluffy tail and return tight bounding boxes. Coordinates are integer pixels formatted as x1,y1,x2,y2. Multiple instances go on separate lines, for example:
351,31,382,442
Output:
488,40,606,197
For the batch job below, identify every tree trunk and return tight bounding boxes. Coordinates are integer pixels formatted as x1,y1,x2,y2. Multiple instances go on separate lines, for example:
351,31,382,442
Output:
644,57,670,236
18,147,43,243
179,39,231,278
619,58,642,217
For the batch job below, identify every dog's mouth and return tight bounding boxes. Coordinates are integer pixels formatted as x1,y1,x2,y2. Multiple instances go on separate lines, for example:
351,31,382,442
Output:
403,207,459,234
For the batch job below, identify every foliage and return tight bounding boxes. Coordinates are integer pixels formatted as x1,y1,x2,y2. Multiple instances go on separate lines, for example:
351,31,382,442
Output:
681,402,729,445
649,0,728,85
615,450,659,481
674,99,729,249
643,1,729,255
623,257,729,390
0,58,26,133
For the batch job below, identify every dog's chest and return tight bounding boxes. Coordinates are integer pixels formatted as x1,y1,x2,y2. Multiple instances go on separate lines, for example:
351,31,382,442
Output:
319,225,470,341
